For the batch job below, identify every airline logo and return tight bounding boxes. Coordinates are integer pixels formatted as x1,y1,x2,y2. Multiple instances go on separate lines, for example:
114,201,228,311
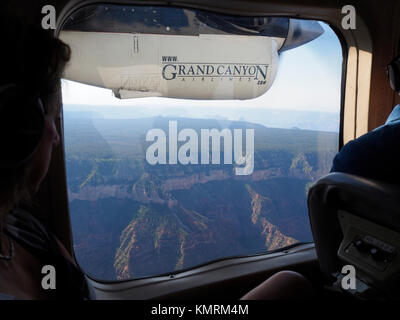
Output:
161,56,268,84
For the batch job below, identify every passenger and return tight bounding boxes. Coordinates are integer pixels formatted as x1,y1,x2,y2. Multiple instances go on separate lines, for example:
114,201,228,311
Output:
0,16,92,299
330,56,400,183
330,106,400,183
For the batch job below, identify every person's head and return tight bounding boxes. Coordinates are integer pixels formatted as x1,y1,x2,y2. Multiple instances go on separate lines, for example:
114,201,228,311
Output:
0,16,70,222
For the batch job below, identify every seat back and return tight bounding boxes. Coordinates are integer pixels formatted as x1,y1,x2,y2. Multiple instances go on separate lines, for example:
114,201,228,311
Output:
308,172,400,298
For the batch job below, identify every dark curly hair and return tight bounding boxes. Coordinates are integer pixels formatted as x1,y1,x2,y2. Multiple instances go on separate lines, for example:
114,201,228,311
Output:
0,15,71,229
0,16,71,108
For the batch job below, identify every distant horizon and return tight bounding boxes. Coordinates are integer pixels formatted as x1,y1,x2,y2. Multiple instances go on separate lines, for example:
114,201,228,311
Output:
63,103,340,133
63,103,339,114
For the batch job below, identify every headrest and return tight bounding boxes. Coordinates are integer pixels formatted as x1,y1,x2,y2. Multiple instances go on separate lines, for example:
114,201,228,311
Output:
308,173,400,298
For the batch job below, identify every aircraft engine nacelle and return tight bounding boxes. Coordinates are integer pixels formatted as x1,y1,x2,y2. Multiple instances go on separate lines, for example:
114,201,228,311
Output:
59,5,324,100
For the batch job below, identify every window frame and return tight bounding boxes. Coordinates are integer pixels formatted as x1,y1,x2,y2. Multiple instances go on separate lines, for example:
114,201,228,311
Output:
51,0,370,297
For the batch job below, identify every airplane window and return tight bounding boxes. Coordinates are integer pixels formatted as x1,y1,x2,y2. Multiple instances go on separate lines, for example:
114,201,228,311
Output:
60,4,342,281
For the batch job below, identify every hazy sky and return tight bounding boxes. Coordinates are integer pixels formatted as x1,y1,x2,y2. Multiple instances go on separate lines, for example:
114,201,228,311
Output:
62,22,342,114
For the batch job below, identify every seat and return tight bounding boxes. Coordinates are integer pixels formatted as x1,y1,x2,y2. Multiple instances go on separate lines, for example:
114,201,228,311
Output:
307,172,400,299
